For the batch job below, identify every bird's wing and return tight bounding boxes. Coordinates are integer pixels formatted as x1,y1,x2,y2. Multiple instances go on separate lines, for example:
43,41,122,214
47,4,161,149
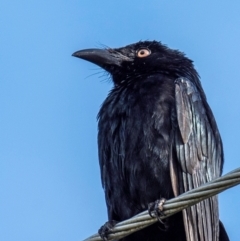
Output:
170,77,223,241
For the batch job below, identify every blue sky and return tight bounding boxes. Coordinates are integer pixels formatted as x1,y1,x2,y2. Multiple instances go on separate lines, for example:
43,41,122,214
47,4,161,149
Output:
1,1,240,241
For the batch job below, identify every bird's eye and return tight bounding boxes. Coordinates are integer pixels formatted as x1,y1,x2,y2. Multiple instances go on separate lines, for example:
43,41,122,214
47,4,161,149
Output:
136,48,151,58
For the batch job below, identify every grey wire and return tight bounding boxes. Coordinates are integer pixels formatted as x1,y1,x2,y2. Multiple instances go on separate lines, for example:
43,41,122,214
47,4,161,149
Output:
82,168,240,241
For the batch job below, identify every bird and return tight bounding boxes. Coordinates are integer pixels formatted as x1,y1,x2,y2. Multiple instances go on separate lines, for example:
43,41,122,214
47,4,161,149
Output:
72,41,229,241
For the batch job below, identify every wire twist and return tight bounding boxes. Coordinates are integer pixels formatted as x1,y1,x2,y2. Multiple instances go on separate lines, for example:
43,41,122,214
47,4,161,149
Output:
82,168,240,241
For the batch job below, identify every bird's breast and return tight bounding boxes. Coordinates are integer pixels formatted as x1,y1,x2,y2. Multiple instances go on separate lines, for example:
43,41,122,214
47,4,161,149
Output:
98,75,176,203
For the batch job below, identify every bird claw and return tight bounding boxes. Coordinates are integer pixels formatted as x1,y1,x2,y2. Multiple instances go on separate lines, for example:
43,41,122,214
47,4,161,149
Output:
148,198,167,224
98,220,117,241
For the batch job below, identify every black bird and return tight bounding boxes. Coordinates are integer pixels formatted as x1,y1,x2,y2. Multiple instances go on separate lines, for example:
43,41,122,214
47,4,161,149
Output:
73,41,229,241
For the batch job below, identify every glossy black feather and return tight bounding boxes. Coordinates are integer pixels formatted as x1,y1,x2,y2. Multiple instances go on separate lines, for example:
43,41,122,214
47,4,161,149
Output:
73,41,229,241
173,78,223,241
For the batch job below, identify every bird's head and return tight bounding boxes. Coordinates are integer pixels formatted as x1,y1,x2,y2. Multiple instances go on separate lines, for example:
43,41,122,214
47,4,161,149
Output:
73,41,198,86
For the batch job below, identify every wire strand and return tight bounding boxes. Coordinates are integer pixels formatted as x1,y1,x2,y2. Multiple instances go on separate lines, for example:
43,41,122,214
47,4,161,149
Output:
82,168,240,241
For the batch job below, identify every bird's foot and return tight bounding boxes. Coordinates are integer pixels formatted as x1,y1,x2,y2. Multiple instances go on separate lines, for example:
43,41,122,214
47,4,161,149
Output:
148,198,167,224
98,220,118,241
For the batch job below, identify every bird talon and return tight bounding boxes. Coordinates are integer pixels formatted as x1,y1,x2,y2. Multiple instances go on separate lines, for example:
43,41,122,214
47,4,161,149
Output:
148,202,156,218
158,198,166,212
98,220,117,241
148,198,167,220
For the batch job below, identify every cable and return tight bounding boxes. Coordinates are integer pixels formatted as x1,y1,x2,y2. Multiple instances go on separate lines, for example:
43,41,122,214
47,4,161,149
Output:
82,168,240,241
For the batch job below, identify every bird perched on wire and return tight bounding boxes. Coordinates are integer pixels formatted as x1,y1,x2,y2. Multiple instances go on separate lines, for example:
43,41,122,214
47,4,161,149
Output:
73,41,229,241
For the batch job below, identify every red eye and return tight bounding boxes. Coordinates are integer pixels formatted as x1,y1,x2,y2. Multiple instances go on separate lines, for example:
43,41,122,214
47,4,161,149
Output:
136,48,151,58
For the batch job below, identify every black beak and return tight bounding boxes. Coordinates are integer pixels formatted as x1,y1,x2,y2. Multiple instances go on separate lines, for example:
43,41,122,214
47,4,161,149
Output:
72,48,132,69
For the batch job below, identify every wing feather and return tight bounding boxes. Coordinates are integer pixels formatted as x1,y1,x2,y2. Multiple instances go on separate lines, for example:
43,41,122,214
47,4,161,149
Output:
173,77,223,241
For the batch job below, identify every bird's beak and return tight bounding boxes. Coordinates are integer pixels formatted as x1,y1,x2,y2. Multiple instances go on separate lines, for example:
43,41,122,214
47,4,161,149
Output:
72,48,132,68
